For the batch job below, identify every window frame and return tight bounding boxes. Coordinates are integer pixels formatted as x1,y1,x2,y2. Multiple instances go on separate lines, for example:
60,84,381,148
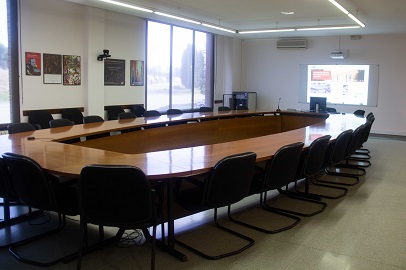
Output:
145,19,215,113
0,0,19,130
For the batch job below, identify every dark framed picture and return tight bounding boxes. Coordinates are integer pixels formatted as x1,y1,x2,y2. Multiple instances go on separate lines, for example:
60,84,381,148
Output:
104,59,125,86
63,55,81,85
43,53,62,84
25,52,41,76
130,60,144,86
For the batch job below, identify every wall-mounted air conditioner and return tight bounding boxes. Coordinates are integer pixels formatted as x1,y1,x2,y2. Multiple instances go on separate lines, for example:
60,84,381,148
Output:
276,39,307,49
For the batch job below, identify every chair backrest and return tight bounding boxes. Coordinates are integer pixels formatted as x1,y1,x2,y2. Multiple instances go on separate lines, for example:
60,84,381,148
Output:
106,106,125,120
328,129,353,165
144,110,161,117
61,108,83,125
236,105,249,110
199,106,213,112
326,107,337,113
118,112,137,120
218,106,231,112
78,165,156,226
301,135,332,177
346,125,365,157
2,153,55,210
203,152,257,208
353,110,365,117
83,115,104,124
166,109,183,115
28,110,54,129
130,105,146,117
0,157,19,201
263,142,304,190
359,120,373,145
7,123,36,134
49,118,74,128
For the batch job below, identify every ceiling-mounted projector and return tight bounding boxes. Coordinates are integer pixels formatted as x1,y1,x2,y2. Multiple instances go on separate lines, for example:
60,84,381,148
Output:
330,50,348,60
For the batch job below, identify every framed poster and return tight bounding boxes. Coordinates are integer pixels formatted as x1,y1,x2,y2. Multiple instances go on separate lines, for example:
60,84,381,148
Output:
104,59,125,86
25,52,41,76
63,55,81,85
43,53,62,84
130,60,144,86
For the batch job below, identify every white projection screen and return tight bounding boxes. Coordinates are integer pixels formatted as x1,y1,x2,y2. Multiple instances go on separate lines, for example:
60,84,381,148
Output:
299,64,379,106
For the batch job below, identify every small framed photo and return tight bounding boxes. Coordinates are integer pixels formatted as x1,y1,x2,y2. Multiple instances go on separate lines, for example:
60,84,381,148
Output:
25,52,41,76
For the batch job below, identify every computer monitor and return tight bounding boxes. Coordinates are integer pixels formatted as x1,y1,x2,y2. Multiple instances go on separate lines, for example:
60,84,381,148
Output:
309,97,327,112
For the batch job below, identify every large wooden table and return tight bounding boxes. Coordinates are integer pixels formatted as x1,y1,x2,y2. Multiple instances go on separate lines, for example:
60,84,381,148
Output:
0,110,364,179
0,109,365,261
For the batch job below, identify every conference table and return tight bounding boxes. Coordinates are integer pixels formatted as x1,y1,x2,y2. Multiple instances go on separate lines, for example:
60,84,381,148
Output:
0,109,366,261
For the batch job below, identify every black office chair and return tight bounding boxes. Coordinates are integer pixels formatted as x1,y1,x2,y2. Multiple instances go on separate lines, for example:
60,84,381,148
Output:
218,106,231,112
353,109,365,117
49,118,74,128
130,104,146,117
144,110,166,129
292,135,333,199
7,123,36,134
175,152,257,260
309,130,354,195
83,115,110,140
77,165,160,270
118,112,140,133
0,157,27,228
270,136,331,217
144,110,162,117
28,110,54,129
61,108,83,125
106,105,125,120
118,112,137,119
326,124,367,180
228,142,304,234
166,109,183,115
2,152,79,267
352,118,374,160
199,106,213,112
236,105,249,110
49,119,80,143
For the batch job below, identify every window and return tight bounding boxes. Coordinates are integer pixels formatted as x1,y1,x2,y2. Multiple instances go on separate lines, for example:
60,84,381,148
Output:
0,0,18,127
146,21,214,112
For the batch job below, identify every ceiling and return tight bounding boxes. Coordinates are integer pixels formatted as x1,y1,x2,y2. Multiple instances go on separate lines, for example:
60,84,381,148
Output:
65,0,406,39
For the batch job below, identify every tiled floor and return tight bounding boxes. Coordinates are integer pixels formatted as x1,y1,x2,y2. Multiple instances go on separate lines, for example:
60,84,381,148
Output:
1,136,406,269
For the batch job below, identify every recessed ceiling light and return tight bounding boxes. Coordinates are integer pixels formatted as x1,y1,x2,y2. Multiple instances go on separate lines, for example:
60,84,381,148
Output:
281,11,295,15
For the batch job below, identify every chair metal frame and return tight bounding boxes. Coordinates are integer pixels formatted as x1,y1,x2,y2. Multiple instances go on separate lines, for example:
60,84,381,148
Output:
77,165,160,270
228,142,304,234
175,152,257,260
313,129,356,192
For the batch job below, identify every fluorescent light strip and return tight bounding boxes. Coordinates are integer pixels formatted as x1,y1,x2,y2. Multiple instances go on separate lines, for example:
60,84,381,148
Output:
201,23,236,33
328,0,349,14
297,25,360,31
328,0,365,28
239,29,295,34
155,12,201,25
348,13,365,27
99,0,153,13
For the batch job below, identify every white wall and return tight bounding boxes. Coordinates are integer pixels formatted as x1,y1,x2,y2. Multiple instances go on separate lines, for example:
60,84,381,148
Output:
19,0,235,117
20,0,146,118
241,35,406,136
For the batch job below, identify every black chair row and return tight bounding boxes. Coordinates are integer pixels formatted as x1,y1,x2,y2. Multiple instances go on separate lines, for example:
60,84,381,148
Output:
174,117,375,260
0,153,160,269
